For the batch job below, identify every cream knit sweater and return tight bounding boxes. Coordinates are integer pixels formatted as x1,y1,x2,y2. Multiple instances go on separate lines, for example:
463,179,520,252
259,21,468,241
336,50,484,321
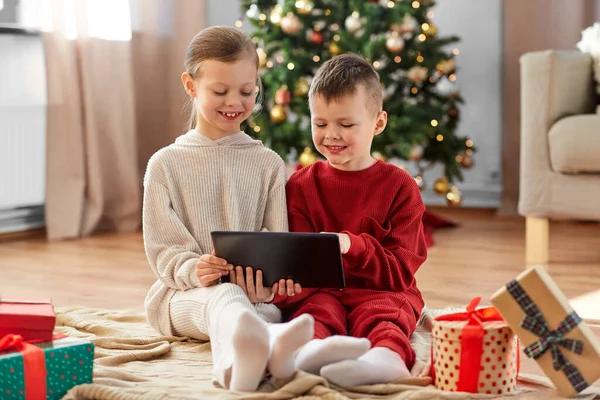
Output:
142,130,288,335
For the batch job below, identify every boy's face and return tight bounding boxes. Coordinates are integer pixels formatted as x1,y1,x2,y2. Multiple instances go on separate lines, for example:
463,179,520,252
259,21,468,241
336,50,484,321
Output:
310,84,387,171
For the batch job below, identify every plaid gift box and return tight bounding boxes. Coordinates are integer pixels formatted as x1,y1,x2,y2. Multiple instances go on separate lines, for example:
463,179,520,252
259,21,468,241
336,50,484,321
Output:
492,265,600,397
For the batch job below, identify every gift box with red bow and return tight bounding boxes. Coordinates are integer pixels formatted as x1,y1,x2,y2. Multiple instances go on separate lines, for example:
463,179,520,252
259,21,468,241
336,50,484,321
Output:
0,297,55,342
431,297,520,395
0,334,94,400
492,265,600,397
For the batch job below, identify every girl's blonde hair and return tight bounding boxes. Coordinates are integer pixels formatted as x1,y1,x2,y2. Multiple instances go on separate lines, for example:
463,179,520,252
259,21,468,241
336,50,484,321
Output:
184,26,263,131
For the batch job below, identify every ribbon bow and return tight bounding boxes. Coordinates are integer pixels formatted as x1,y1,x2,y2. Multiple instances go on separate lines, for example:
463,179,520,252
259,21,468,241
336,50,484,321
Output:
506,279,589,393
521,311,584,371
0,333,24,352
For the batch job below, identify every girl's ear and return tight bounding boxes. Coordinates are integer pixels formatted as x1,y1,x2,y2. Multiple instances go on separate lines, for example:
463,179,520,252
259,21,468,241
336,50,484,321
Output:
181,72,195,97
374,110,387,136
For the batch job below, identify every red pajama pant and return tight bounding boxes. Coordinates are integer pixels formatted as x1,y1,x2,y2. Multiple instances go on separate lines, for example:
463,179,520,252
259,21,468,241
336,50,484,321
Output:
284,289,420,369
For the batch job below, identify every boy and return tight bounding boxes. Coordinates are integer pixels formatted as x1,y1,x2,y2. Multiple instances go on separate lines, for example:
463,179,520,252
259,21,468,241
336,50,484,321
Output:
273,53,428,387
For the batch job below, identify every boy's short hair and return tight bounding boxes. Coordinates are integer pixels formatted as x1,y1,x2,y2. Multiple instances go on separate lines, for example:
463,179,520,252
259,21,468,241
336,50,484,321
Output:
309,53,383,116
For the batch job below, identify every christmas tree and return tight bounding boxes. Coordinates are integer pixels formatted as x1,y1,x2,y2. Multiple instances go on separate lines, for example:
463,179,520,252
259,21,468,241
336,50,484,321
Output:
238,0,474,205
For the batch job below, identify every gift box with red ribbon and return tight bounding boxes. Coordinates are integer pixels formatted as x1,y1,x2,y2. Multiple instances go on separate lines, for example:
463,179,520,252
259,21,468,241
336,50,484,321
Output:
0,298,56,342
431,297,520,395
492,265,600,397
0,334,94,400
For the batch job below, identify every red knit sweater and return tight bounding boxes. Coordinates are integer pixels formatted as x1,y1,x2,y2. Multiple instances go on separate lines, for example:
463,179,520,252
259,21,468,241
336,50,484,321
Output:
280,160,427,308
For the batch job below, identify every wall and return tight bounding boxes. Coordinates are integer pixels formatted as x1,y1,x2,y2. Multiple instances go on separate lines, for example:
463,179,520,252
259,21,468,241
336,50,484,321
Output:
0,0,17,23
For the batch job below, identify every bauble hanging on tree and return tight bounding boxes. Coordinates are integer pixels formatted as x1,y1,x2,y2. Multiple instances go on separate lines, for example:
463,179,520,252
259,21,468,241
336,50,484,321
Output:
345,14,362,34
433,177,450,195
310,31,324,45
275,86,291,105
295,0,314,15
460,154,474,168
281,14,302,35
294,77,310,97
329,41,342,55
299,147,317,166
269,104,287,124
448,107,459,118
407,66,428,84
386,34,405,53
424,23,438,38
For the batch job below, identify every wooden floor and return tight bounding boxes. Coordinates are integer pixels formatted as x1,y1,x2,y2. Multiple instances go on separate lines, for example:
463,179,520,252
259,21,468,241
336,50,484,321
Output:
1,208,600,382
1,208,599,315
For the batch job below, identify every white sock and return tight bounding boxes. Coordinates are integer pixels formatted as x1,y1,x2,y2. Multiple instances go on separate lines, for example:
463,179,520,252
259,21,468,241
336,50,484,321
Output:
267,314,314,379
294,335,371,375
320,346,410,387
229,310,270,391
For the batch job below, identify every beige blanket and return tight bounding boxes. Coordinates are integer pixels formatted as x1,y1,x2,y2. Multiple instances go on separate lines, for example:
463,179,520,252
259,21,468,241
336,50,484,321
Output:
55,307,599,400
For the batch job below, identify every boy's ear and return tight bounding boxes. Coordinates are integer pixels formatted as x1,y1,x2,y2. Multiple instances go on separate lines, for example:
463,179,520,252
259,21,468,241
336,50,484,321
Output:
181,72,195,97
373,110,387,136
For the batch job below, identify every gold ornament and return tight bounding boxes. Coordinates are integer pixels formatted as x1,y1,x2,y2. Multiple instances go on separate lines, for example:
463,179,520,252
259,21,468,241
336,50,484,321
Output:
281,14,302,34
407,66,428,83
329,41,342,55
257,48,267,68
386,34,405,53
414,176,425,192
299,147,317,166
433,177,449,195
295,0,314,15
437,59,456,75
446,186,462,207
460,154,474,168
424,22,438,38
372,151,387,161
294,77,310,97
269,104,287,124
275,85,291,105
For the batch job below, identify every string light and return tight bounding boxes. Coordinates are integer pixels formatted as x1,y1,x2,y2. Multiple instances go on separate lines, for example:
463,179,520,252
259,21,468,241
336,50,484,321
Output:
466,149,473,155
373,61,381,68
313,55,320,62
331,24,339,31
466,139,473,147
456,154,464,162
266,61,274,68
453,48,460,55
253,126,261,133
235,20,243,28
259,13,267,21
431,119,439,127
427,11,434,18
287,62,295,70
325,9,331,16
418,34,426,41
429,77,435,83
411,87,418,94
412,1,420,8
334,34,341,41
436,134,444,141
270,13,281,24
422,23,430,31
276,55,285,63
416,55,424,63
394,56,401,63
387,1,395,7
449,74,457,81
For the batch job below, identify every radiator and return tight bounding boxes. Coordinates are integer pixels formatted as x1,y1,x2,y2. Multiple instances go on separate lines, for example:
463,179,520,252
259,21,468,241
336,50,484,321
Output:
0,27,47,233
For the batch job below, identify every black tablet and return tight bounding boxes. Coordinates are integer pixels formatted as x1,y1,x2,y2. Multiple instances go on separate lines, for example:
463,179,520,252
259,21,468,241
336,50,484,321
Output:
211,231,346,289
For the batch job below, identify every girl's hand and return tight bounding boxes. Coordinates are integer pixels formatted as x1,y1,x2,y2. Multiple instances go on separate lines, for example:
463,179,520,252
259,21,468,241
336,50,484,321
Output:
321,232,351,254
231,267,301,303
195,251,233,287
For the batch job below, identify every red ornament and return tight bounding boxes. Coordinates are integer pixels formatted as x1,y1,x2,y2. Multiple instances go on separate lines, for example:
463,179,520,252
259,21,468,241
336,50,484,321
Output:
449,108,459,118
310,31,324,45
275,86,291,105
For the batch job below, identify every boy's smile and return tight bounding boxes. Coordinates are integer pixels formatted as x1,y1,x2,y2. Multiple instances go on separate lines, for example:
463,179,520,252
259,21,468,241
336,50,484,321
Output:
310,84,387,171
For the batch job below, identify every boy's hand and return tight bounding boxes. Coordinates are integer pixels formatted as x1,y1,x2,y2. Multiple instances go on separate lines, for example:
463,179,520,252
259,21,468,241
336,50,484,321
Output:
322,232,351,254
231,266,301,303
195,251,233,287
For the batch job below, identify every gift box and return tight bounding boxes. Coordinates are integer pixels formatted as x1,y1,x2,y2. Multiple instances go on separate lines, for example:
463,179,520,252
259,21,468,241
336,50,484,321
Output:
0,334,94,400
0,298,56,342
431,297,520,395
492,265,600,397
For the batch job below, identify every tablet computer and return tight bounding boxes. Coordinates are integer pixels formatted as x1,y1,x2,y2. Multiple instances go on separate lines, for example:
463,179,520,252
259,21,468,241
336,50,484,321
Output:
211,231,346,289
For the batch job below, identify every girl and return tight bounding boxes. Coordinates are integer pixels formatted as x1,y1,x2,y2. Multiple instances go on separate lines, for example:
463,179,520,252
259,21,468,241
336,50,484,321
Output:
143,26,313,392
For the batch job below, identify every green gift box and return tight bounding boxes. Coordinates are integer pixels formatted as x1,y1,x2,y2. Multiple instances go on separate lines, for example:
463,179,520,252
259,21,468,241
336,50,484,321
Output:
0,335,94,400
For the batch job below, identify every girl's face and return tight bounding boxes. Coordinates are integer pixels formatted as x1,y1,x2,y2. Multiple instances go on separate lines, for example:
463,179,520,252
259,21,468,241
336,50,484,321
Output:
183,56,257,140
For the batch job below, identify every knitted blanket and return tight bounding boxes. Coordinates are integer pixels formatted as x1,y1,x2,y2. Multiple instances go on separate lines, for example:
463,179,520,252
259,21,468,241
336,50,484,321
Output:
55,306,599,400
